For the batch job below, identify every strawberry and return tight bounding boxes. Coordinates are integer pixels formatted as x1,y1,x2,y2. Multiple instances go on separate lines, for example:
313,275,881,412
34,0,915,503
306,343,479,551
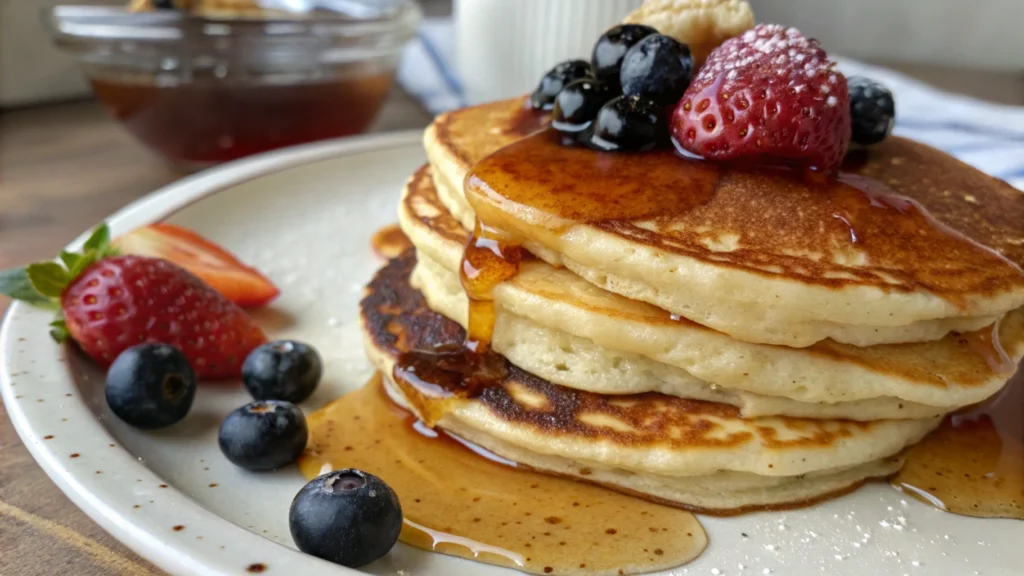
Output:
114,223,278,307
671,24,851,172
0,225,267,379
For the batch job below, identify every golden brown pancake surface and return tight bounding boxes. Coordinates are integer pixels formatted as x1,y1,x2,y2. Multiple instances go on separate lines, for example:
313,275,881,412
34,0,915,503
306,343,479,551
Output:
361,252,938,473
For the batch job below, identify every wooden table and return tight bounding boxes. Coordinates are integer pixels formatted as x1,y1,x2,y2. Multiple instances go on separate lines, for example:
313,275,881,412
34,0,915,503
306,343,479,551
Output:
1,65,1022,574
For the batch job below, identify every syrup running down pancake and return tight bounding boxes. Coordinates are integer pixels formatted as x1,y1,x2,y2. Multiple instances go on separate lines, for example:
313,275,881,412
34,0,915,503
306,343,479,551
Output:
399,164,1024,420
359,252,939,512
425,98,1024,348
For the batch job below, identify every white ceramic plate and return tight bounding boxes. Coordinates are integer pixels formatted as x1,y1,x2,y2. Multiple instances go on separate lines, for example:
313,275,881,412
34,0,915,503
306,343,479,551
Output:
2,132,1022,576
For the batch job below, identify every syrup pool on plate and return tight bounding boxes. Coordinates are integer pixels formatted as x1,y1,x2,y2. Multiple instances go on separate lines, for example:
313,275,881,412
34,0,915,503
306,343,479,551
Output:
370,224,413,260
299,374,707,576
893,338,1024,519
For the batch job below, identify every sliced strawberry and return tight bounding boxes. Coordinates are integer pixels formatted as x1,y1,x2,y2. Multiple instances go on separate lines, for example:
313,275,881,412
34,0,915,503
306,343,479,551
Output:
671,24,851,172
0,224,267,379
114,223,278,307
61,255,266,378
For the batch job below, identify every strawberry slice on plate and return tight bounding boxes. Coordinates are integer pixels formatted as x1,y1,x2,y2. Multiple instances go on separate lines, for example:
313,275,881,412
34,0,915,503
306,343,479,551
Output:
0,224,267,379
114,223,279,308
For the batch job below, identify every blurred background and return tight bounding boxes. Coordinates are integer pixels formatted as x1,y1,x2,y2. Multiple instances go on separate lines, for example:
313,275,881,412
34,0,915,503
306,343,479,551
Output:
1,0,1021,272
0,0,1022,271
0,0,1022,574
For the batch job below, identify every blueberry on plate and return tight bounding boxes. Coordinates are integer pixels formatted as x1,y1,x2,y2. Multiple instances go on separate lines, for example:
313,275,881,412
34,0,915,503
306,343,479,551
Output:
105,343,197,429
848,76,896,145
242,340,322,403
552,78,618,133
620,34,694,106
152,0,177,8
591,95,667,152
592,24,658,82
218,400,307,471
290,469,403,567
530,59,592,110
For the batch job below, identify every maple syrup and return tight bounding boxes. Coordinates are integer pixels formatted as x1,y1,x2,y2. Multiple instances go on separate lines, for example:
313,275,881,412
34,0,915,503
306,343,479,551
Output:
370,224,413,260
505,104,552,138
460,220,525,351
399,127,1024,408
960,319,1016,375
299,374,707,575
391,220,523,400
463,132,1022,307
394,116,1024,529
893,360,1024,519
91,72,394,168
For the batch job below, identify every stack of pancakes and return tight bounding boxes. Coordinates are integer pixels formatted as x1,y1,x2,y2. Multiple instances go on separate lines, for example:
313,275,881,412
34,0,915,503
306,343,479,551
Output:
360,97,1024,512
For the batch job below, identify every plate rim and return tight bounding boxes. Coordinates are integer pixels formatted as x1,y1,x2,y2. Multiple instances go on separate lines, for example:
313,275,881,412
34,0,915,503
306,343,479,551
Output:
0,130,423,576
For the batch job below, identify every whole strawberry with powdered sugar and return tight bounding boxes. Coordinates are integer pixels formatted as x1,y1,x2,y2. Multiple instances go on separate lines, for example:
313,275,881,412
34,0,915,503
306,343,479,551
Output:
671,24,851,171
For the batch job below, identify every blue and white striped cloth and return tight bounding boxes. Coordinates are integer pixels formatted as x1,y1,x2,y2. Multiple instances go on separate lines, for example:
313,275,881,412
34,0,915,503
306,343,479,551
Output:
398,19,1024,189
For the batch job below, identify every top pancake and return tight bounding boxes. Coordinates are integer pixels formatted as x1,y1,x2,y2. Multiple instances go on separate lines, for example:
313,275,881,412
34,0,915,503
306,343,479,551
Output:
400,165,1024,418
425,98,1024,347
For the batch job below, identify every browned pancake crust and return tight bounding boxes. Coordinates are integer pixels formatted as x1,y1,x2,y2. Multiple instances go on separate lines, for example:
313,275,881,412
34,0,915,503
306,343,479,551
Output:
404,164,1024,392
434,98,1024,298
361,253,922,455
361,253,909,514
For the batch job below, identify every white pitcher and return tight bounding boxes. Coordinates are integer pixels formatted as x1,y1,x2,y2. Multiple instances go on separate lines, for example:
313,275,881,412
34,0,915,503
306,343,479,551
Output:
455,0,643,105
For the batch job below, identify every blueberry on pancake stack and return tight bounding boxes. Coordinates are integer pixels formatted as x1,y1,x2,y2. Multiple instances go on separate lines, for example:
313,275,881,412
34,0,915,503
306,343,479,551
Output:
360,11,1024,513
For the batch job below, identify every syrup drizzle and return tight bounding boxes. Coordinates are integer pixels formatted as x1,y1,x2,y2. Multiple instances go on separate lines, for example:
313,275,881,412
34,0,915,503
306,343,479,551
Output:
504,104,551,139
836,173,1023,278
397,112,1024,528
299,374,708,575
392,345,509,424
460,220,524,352
403,519,526,567
401,126,1024,412
893,358,1024,519
961,319,1015,375
462,131,1022,319
370,224,413,260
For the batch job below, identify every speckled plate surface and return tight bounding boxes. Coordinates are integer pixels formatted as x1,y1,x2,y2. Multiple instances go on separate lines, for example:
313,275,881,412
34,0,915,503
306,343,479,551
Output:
1,132,1022,576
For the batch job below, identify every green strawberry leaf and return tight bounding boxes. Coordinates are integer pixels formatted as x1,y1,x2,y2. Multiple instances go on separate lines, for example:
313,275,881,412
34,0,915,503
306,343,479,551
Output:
26,262,71,299
83,224,111,254
59,250,82,270
1,223,117,318
49,318,69,343
0,267,57,308
68,250,99,278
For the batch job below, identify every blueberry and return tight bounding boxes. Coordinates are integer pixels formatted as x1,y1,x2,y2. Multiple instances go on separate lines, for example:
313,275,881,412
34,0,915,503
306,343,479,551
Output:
848,76,895,145
592,24,659,83
152,0,177,9
530,59,592,110
290,469,403,567
242,340,322,403
552,79,618,134
591,95,667,151
105,343,196,429
218,400,307,471
620,34,694,106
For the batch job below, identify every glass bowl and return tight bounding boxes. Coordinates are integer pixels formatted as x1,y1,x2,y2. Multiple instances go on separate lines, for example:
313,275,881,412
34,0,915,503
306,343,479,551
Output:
48,1,421,170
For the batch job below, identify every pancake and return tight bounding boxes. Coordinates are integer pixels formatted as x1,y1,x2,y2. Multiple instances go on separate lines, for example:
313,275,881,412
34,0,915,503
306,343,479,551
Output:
424,98,1024,347
359,252,940,512
399,165,1022,418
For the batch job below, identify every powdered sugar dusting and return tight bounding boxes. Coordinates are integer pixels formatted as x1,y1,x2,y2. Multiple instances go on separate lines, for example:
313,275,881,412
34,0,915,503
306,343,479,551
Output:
693,24,831,88
671,23,852,170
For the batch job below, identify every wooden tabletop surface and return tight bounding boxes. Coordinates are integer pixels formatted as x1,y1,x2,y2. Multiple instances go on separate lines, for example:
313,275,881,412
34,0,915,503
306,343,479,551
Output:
0,63,1022,575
